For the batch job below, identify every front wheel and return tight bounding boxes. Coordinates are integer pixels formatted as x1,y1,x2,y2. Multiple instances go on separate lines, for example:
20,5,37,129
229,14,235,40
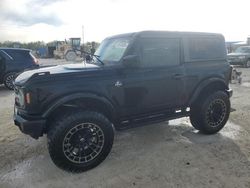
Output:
190,91,230,134
47,111,114,173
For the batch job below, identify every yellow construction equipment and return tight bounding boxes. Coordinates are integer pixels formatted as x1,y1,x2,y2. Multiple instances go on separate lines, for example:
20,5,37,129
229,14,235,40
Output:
53,38,81,61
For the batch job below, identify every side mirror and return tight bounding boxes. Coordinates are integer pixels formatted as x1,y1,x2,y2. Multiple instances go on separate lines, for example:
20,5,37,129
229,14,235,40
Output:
122,55,140,68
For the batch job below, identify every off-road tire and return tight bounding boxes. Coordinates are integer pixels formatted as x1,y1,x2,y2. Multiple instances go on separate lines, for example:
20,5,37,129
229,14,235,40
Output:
3,72,17,90
47,111,114,173
190,104,201,130
190,91,230,134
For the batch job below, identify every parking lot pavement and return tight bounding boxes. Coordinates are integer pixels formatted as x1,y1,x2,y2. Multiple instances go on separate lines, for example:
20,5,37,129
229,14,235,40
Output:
0,64,250,188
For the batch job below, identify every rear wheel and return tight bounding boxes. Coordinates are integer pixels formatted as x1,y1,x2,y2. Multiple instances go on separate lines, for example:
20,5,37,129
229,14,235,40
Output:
190,91,230,134
3,72,17,90
47,111,114,173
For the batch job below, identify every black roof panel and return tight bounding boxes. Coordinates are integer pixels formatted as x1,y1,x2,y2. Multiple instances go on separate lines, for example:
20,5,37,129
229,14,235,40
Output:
107,30,224,39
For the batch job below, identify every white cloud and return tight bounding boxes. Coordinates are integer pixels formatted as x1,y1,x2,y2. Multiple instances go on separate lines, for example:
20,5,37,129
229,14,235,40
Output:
0,0,250,42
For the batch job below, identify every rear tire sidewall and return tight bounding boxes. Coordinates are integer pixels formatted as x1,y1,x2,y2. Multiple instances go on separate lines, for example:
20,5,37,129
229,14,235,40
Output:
190,91,230,134
190,106,201,130
48,111,114,173
200,91,230,134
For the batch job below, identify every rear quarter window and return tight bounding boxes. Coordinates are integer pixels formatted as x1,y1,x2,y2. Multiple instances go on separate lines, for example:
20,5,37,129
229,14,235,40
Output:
185,37,226,61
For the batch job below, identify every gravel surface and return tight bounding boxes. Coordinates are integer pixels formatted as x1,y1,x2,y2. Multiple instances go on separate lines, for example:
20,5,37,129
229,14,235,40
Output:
0,60,249,188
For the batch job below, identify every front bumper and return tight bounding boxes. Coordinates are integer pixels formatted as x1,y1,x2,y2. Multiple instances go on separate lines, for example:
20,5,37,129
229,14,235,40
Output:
227,88,233,98
13,108,46,139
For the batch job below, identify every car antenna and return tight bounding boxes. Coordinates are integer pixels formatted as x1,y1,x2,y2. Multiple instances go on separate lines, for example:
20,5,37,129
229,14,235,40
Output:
83,57,86,67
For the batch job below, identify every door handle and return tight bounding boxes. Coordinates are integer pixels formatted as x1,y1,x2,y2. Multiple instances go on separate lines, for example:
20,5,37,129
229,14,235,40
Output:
172,74,184,79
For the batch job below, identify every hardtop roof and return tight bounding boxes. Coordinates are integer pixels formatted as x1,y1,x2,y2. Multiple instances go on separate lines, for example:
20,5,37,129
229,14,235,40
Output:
107,30,224,39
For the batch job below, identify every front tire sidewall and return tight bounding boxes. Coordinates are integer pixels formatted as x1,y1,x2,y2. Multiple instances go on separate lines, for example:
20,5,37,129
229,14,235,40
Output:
48,111,114,173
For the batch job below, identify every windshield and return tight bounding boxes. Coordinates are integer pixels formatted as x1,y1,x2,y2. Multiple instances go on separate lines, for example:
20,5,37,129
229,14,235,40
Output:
235,46,250,53
94,37,131,65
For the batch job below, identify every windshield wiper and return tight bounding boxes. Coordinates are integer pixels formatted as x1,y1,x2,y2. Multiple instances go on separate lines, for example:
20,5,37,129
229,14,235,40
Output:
73,49,105,65
81,50,104,65
92,54,104,65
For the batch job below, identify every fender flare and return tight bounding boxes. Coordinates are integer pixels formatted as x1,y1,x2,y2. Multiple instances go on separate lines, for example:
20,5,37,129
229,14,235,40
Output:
188,77,229,106
42,92,116,119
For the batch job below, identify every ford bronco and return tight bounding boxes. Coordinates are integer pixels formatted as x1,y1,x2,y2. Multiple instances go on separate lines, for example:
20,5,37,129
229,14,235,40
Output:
13,31,233,172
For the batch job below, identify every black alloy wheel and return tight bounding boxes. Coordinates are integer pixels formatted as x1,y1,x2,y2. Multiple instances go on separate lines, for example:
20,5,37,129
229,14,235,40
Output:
48,111,114,173
62,122,105,164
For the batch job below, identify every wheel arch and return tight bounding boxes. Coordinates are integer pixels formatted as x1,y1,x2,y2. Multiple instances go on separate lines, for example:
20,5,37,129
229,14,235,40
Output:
43,93,118,127
188,78,229,106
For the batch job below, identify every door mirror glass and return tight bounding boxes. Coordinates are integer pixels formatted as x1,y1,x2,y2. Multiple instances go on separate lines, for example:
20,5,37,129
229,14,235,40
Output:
122,55,140,68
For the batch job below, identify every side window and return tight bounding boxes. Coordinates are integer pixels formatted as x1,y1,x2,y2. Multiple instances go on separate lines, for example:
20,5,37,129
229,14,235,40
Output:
5,50,31,62
187,37,226,60
140,38,180,67
125,43,137,56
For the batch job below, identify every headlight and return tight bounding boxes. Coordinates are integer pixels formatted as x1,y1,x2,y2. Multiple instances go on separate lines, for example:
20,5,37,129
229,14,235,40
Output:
238,56,246,59
25,92,31,104
15,89,25,107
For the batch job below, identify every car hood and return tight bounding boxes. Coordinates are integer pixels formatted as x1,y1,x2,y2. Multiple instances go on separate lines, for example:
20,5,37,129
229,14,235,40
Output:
227,52,250,56
15,63,100,86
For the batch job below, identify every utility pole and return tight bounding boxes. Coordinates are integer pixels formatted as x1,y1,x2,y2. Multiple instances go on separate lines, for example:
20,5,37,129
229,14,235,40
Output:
82,25,84,50
82,25,86,66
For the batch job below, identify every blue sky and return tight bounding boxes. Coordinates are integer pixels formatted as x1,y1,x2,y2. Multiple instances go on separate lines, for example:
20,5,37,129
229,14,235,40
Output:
0,0,250,42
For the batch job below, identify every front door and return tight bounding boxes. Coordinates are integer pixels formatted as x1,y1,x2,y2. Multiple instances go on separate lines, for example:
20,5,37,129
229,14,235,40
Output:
120,37,185,116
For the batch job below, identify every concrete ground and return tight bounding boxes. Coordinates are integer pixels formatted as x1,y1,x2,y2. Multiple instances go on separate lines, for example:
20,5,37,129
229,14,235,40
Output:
0,59,249,188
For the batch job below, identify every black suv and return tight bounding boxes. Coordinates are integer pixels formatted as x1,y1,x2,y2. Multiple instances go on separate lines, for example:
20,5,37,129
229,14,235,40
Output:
13,31,233,172
0,48,39,90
